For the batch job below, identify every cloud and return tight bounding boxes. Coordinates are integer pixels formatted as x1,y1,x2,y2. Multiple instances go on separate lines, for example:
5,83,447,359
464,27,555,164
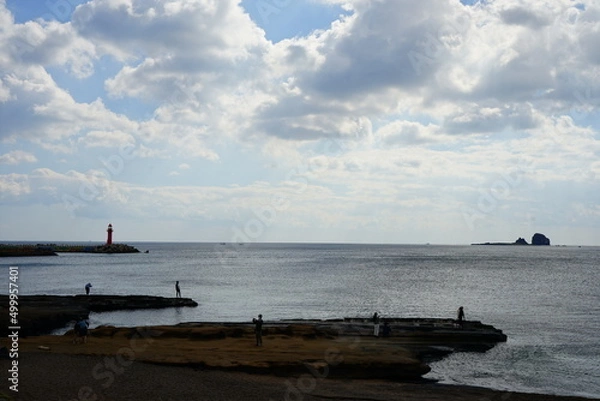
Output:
257,0,600,143
499,6,552,29
73,0,270,102
298,0,469,97
444,104,541,135
1,14,96,78
376,121,444,145
0,173,30,198
78,130,136,148
0,150,38,165
0,0,598,244
0,66,136,144
168,163,191,176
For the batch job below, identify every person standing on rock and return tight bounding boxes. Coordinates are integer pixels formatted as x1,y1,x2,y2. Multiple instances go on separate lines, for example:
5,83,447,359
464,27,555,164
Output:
457,306,465,327
372,312,380,337
85,283,92,295
175,281,181,298
253,314,263,346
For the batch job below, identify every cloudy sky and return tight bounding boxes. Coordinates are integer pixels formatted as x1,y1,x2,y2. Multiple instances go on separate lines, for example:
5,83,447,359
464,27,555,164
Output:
0,0,598,245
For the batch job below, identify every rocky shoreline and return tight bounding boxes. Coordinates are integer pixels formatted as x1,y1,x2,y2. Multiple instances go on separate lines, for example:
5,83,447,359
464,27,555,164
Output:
0,294,198,336
14,318,506,382
2,295,596,400
7,320,596,400
0,294,506,379
1,294,506,381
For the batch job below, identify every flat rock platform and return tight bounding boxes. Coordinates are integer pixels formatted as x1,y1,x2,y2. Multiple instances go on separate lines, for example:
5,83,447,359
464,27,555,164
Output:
0,294,198,336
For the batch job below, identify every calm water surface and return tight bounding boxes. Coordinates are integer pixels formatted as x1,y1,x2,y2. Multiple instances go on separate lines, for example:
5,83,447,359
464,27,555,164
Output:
2,243,599,398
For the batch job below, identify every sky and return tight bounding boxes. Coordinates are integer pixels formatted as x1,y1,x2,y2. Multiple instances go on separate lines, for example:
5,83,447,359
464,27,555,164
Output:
0,0,598,245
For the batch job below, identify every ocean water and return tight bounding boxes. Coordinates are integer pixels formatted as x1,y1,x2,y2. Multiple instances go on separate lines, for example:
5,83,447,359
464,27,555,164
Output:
1,243,599,398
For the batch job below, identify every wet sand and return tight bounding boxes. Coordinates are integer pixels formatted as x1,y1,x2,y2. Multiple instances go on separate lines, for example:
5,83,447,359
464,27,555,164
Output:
1,353,595,401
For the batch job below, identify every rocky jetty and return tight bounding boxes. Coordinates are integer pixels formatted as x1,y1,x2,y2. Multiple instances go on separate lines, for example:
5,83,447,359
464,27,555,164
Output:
49,243,140,254
0,243,140,256
0,295,198,336
0,244,58,257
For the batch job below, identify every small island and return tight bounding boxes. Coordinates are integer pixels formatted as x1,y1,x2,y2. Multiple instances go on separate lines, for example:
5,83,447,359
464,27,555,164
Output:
472,232,551,246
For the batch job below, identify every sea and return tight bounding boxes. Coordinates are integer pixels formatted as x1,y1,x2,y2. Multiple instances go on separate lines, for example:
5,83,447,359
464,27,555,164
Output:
1,243,599,399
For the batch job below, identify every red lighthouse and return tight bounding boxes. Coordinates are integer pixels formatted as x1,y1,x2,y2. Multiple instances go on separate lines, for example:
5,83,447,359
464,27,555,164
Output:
106,224,113,245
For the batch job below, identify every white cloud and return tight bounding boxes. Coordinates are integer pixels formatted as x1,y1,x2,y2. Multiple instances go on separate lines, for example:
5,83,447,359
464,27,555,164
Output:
376,121,445,145
0,0,598,244
0,150,37,165
0,173,30,197
0,65,137,143
74,0,270,102
0,5,96,77
78,130,136,148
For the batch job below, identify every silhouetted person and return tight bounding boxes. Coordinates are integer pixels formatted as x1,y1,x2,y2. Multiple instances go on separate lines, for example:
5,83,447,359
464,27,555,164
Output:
382,319,391,337
73,317,89,344
253,314,263,346
175,281,181,298
457,306,465,327
85,283,92,295
372,312,380,337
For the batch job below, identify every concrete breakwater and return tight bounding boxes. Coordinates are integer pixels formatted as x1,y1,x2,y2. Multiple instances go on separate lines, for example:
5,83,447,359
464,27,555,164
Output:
0,243,140,256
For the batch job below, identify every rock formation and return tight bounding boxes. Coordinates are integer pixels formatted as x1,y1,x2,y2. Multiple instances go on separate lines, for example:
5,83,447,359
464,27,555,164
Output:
16,317,508,382
0,295,198,336
531,233,551,245
473,233,551,246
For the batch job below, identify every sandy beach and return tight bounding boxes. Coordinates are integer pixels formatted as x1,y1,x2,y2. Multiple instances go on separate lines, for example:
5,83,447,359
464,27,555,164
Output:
1,322,596,401
1,352,596,401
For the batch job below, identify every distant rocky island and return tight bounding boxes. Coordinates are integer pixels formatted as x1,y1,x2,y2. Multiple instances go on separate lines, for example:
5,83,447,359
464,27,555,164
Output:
472,233,551,246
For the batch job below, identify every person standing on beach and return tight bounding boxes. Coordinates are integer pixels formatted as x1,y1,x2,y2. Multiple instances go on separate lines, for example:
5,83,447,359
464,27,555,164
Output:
457,306,465,326
175,281,181,298
253,314,263,346
372,312,380,337
73,317,89,344
382,319,391,337
85,283,92,295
